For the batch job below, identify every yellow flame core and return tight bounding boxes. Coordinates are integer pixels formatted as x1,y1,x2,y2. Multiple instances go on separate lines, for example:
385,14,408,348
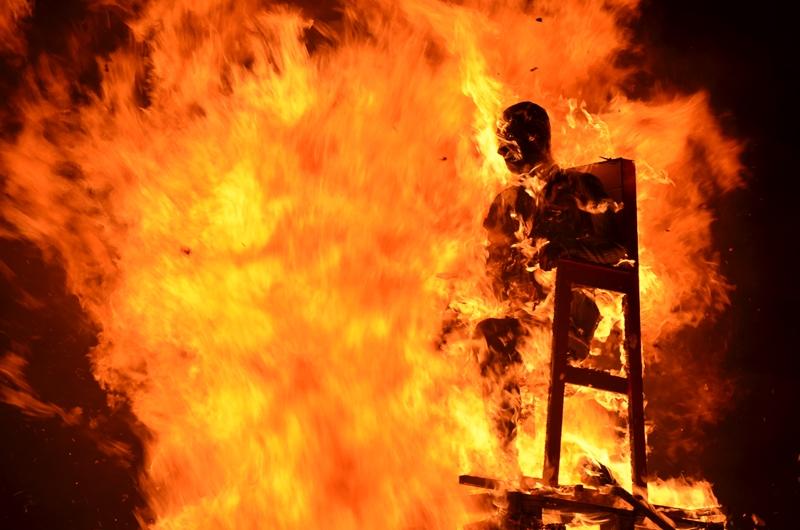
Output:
1,0,741,527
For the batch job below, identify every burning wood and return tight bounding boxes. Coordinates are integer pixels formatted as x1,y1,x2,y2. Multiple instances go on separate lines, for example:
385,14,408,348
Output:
460,474,725,529
0,1,745,528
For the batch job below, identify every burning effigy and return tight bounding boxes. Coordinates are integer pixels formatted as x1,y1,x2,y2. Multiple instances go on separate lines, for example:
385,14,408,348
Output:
452,101,722,528
0,1,743,529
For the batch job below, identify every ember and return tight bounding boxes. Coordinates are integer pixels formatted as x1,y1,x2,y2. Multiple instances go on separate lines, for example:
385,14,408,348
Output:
2,1,793,529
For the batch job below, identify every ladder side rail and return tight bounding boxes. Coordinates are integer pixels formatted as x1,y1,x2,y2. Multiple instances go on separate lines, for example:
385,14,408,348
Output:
543,267,573,486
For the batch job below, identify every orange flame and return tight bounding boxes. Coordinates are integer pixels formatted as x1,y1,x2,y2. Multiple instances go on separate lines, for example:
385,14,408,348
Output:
1,0,741,527
0,0,30,56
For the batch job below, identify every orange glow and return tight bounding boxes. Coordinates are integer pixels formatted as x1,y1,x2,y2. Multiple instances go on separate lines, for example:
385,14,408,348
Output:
0,0,30,56
0,0,741,527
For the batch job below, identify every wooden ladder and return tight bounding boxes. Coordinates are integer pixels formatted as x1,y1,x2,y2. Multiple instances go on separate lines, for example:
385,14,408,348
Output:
542,159,648,498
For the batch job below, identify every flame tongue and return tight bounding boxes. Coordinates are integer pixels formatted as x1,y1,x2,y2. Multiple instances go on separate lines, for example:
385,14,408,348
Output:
0,0,741,528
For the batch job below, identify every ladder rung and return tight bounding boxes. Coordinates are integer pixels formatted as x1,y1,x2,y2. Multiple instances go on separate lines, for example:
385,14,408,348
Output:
556,259,637,294
564,365,628,394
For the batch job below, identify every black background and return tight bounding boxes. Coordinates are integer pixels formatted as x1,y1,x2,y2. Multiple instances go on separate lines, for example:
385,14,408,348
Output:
1,1,798,528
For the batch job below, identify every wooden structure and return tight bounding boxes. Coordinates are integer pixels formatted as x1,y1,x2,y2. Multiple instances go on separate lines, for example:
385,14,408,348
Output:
459,474,724,529
543,158,647,496
459,159,726,529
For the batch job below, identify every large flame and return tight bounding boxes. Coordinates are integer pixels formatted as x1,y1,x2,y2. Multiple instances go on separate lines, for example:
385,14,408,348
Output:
1,0,742,528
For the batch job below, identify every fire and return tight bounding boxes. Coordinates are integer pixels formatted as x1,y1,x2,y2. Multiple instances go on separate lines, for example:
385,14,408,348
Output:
0,0,30,57
0,0,741,528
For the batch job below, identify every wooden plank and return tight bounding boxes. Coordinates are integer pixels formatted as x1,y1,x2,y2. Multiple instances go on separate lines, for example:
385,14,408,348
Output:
654,506,725,529
624,288,648,496
459,475,501,489
556,259,636,294
508,491,634,518
564,366,628,394
543,267,572,486
612,486,675,530
619,159,639,264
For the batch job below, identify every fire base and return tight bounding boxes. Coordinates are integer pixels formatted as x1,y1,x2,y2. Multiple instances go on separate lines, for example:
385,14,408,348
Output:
460,475,725,530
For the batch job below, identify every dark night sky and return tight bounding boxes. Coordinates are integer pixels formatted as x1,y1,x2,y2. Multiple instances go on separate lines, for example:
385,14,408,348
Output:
1,1,798,529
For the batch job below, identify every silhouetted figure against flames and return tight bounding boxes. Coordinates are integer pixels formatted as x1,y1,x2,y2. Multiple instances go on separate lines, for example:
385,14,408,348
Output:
477,101,627,456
